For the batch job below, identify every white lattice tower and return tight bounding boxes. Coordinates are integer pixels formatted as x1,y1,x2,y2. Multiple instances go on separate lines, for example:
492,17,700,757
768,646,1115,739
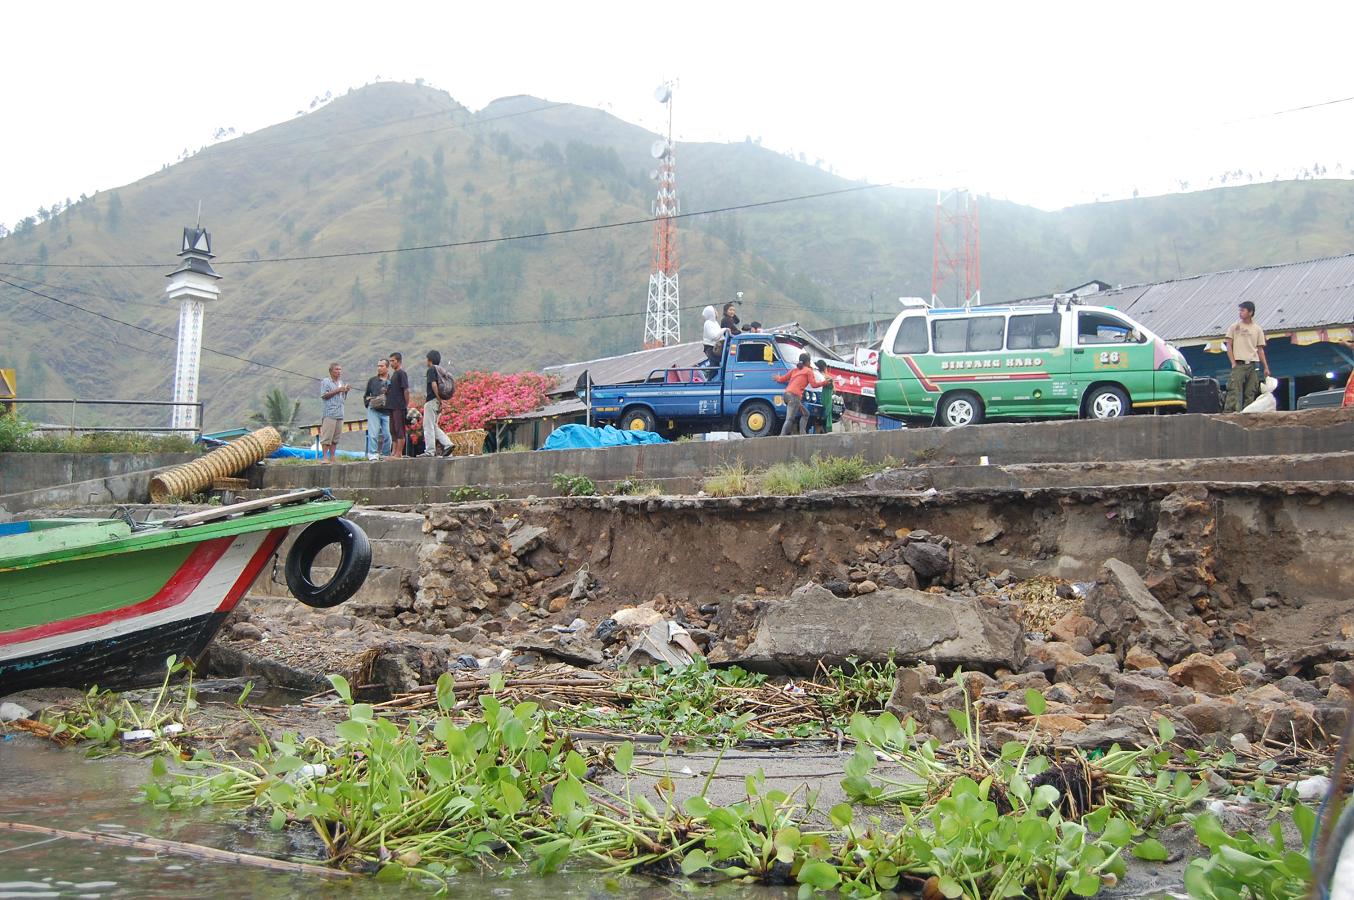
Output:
644,82,680,347
166,227,220,433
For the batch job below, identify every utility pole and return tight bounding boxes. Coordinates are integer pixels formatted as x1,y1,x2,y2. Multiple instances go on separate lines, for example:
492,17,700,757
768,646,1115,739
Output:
166,225,220,434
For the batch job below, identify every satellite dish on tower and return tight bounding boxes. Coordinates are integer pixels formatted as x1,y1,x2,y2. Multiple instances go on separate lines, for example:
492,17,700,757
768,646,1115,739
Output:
648,170,659,181
650,139,670,159
654,84,672,103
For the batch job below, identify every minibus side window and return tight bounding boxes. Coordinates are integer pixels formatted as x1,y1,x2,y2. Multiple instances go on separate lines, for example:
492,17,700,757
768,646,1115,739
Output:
931,317,1004,353
892,317,928,354
969,317,1004,352
1078,311,1134,345
1008,313,1062,350
736,341,772,363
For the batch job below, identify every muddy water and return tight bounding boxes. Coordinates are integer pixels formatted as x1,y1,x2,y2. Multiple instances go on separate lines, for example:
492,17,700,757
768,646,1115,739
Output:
0,735,777,898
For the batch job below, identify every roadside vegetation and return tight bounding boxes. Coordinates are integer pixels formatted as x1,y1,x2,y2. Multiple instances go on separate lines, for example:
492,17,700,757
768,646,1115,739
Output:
20,657,1333,898
0,413,197,453
704,454,886,497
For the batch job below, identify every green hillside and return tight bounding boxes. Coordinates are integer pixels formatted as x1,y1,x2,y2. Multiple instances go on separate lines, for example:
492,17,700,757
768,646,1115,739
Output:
2,81,1353,431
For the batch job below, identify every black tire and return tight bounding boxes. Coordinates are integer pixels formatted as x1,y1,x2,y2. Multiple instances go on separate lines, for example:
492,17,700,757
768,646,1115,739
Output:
620,406,657,433
738,401,777,438
1084,384,1131,420
285,517,372,609
936,392,984,427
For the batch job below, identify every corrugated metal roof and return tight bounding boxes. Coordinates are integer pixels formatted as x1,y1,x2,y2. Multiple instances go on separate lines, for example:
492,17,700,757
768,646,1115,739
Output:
494,396,586,422
1013,253,1354,344
543,341,706,392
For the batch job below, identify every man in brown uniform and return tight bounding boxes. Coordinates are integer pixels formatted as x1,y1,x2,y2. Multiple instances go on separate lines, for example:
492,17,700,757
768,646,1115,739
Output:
1223,301,1270,411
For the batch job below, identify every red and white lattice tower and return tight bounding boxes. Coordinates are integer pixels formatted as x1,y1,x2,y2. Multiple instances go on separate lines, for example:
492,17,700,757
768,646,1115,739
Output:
931,189,981,307
643,82,680,347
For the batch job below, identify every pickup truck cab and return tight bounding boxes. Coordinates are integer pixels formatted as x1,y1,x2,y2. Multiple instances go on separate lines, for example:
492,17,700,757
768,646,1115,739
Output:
587,332,824,438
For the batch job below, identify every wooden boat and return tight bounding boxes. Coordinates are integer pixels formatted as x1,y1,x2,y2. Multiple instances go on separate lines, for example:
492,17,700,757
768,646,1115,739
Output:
0,489,370,693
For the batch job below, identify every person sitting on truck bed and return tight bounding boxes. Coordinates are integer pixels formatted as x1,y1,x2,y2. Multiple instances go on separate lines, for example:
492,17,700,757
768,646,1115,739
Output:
775,352,827,436
720,302,742,336
701,305,726,367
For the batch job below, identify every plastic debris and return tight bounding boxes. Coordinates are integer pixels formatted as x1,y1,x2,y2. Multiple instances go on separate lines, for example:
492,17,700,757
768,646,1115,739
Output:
1293,774,1332,802
0,702,33,723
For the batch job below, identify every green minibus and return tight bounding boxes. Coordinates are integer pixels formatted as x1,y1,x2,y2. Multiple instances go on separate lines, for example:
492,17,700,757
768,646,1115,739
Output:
875,300,1190,427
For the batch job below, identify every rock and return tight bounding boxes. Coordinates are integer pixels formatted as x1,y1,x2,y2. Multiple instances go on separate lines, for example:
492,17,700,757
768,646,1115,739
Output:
548,596,567,613
713,583,1024,674
1180,699,1251,737
903,542,950,580
1058,653,1119,689
823,579,852,598
1049,613,1096,643
1026,641,1088,671
230,622,264,641
1083,558,1197,664
1068,706,1182,750
879,564,919,591
853,580,879,595
1112,673,1193,709
508,525,548,556
1123,645,1164,671
1276,675,1322,702
514,633,604,668
1169,653,1242,695
612,607,666,628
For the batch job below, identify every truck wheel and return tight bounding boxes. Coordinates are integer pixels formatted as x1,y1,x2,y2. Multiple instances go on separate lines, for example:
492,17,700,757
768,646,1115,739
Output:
621,407,657,432
738,401,776,438
1084,385,1130,420
936,392,983,427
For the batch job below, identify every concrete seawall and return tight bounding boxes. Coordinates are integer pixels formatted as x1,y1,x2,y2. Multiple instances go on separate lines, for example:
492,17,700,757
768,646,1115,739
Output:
253,410,1354,501
0,452,197,495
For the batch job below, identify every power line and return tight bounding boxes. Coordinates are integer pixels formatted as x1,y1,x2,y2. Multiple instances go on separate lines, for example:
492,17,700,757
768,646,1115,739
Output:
0,276,314,380
0,182,892,270
0,268,880,329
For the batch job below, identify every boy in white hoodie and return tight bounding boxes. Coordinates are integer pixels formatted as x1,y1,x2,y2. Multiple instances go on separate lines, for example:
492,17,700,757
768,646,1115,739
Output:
701,305,725,367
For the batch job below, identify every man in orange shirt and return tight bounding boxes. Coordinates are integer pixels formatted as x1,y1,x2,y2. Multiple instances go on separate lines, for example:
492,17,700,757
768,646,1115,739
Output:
774,352,826,436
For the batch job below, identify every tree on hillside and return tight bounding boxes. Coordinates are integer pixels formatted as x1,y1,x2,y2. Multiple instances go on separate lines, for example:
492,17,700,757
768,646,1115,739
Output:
105,192,122,232
248,388,301,443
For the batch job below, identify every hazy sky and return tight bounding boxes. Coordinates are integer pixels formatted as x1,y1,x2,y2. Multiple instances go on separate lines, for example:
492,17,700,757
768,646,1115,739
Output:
3,1,1352,228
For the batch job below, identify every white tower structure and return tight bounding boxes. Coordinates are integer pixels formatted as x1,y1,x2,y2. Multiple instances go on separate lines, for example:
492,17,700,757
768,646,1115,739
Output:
166,226,220,433
643,82,680,348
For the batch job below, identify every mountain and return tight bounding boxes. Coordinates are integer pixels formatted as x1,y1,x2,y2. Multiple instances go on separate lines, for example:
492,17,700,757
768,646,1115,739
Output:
2,81,1353,431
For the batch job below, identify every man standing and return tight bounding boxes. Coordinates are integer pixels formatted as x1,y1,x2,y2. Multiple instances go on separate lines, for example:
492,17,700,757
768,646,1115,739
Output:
1223,301,1271,412
421,350,454,458
318,362,350,462
362,358,392,460
386,351,411,459
774,352,826,436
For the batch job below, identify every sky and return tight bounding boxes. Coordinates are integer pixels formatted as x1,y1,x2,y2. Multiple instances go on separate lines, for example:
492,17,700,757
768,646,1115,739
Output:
3,0,1353,229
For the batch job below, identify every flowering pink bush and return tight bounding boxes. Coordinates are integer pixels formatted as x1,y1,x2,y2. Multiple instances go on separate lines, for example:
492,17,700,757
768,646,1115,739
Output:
438,371,558,433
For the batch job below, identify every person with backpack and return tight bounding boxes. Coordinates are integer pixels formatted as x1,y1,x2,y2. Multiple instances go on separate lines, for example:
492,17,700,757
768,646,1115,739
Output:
421,350,455,458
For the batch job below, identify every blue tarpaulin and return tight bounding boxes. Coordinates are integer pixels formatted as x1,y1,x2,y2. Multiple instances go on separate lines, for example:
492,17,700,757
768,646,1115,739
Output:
540,424,667,451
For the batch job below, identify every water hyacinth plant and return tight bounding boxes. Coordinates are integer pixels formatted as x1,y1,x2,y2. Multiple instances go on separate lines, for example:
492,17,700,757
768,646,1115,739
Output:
133,668,1253,897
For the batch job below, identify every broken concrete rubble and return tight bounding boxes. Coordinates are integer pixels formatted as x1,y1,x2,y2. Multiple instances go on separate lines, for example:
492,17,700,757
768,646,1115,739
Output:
708,582,1024,674
1083,558,1198,664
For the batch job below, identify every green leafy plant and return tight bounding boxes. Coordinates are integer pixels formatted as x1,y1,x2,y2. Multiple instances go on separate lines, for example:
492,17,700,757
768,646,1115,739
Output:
703,461,753,496
1183,807,1315,899
551,473,597,496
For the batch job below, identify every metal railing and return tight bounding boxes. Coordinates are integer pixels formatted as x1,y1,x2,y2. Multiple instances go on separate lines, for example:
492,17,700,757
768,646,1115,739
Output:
6,398,204,436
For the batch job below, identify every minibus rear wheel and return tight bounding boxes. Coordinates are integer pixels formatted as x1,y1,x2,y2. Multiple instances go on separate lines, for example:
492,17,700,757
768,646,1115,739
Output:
937,392,984,427
1084,385,1130,420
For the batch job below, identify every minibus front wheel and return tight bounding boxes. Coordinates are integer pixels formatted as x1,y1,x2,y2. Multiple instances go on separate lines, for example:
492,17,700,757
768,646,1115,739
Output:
936,391,984,427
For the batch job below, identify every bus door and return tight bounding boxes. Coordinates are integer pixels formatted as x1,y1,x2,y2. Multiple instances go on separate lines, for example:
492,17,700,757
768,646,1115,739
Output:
1002,311,1069,415
1071,309,1142,408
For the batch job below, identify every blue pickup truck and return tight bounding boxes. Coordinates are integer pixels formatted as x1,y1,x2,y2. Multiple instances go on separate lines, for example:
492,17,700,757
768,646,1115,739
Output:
585,332,825,438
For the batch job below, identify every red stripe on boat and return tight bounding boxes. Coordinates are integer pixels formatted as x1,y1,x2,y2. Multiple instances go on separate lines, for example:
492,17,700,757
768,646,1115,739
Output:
215,527,290,613
0,537,235,647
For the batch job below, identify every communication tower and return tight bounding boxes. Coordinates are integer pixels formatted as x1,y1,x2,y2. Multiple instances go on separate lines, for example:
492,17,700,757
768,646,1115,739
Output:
931,189,981,307
643,81,680,347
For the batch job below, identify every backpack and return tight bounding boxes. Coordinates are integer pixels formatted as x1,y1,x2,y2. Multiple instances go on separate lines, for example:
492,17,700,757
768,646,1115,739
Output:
433,365,456,401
